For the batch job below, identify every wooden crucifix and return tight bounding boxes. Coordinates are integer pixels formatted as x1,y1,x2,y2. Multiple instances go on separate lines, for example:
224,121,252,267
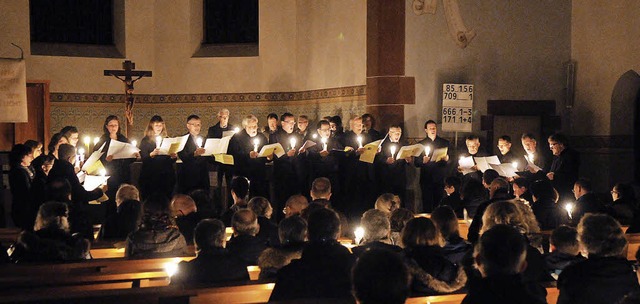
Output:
104,60,152,137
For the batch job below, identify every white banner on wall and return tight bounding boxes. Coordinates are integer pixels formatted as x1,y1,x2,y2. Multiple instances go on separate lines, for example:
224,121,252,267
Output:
0,58,27,122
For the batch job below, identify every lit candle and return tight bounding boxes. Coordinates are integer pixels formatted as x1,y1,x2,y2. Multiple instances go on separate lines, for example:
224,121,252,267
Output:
354,226,365,245
425,145,431,156
196,137,203,148
312,133,318,139
100,169,106,177
83,136,91,150
528,153,535,162
78,148,85,163
512,162,518,169
93,137,100,145
390,145,397,158
290,137,297,150
321,137,328,151
357,136,363,148
155,136,162,149
131,140,137,148
164,261,179,278
564,203,574,219
233,127,240,134
253,138,259,152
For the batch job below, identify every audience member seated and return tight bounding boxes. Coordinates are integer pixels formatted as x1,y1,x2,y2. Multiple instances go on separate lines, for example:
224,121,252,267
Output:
544,225,585,279
401,217,466,295
570,178,606,225
269,208,355,301
512,177,533,204
310,177,333,205
431,206,472,265
607,182,637,226
529,179,562,230
468,177,513,244
10,201,90,263
257,215,307,279
352,209,401,257
171,194,201,245
439,176,464,218
248,196,279,247
389,208,414,246
300,201,329,222
125,193,187,258
171,219,249,285
226,209,266,265
462,225,545,304
221,176,250,226
189,188,218,220
283,194,309,218
470,200,552,303
374,193,400,216
352,249,410,304
460,178,487,219
98,184,142,240
557,214,640,304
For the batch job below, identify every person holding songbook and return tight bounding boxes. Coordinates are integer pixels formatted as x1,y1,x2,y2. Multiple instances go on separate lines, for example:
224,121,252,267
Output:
415,120,451,213
456,134,487,183
269,113,304,221
362,113,382,141
206,108,236,206
376,125,410,205
176,115,209,195
341,115,375,217
94,115,137,213
496,135,526,171
547,133,580,203
303,120,345,209
228,114,270,199
139,115,177,200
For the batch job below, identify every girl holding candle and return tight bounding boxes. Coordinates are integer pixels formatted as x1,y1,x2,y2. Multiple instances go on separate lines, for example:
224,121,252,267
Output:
139,115,177,200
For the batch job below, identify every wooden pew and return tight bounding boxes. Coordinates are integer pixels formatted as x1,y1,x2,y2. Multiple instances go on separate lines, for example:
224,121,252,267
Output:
624,233,640,260
0,285,195,304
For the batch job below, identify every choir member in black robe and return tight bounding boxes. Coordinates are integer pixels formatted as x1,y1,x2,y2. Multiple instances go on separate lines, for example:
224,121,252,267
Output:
296,115,312,142
362,113,382,141
269,113,303,222
138,115,177,200
206,108,237,208
547,133,580,203
496,135,526,170
295,115,313,196
228,114,270,199
302,120,344,209
176,115,210,195
94,115,137,216
263,113,280,142
456,135,488,183
9,144,36,231
340,116,375,218
375,125,411,205
520,133,552,182
415,120,451,213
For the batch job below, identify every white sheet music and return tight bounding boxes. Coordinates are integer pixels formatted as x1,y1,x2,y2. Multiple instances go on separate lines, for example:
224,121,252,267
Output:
158,135,189,155
474,155,501,172
82,151,104,171
107,140,140,159
458,156,475,174
490,163,519,178
395,144,424,160
203,135,232,155
83,175,110,191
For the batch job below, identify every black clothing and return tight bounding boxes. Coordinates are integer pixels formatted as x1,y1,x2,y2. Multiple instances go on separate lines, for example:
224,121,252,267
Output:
403,245,466,295
125,227,187,258
98,199,141,240
340,131,375,217
304,137,344,207
255,216,279,247
10,228,90,263
138,136,176,200
608,198,637,226
351,240,402,258
269,240,355,302
439,192,464,218
549,148,580,202
457,149,488,184
376,138,410,204
226,234,266,265
531,198,561,230
228,130,270,198
94,134,135,208
462,274,546,304
175,212,201,245
416,136,451,213
257,241,304,279
544,252,585,276
176,134,210,195
364,128,382,141
442,235,472,265
270,130,304,221
498,150,526,170
558,256,640,304
206,122,236,139
467,191,514,244
171,247,250,285
9,165,35,230
570,193,606,225
206,122,236,207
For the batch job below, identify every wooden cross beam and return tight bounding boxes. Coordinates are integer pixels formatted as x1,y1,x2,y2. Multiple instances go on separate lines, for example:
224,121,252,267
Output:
104,60,152,137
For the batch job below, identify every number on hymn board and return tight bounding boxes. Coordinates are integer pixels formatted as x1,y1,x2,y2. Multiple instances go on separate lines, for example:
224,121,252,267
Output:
443,84,473,101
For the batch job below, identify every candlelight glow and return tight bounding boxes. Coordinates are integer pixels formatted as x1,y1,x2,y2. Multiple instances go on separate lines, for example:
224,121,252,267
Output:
564,203,574,219
390,145,397,157
131,140,137,147
512,162,518,169
78,148,85,155
155,136,162,148
196,137,203,147
357,136,363,148
99,169,107,177
83,136,91,146
164,262,179,277
289,137,297,150
354,226,365,244
93,137,100,145
425,146,431,156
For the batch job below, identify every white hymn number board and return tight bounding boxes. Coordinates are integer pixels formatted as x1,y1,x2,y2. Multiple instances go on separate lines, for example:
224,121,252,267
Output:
442,83,473,132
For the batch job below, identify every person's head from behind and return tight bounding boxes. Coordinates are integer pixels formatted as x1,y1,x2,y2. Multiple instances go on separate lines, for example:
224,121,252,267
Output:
474,224,528,277
10,144,34,168
430,206,460,241
550,225,580,256
46,178,72,203
374,193,400,216
444,176,461,196
488,177,510,199
278,215,307,245
188,189,215,215
390,208,414,233
40,155,56,176
116,184,140,207
361,209,391,243
481,200,528,235
352,249,409,304
573,178,592,200
24,139,43,159
578,213,626,258
401,217,442,249
231,209,259,237
171,194,197,217
611,182,635,202
194,219,226,253
482,169,500,189
34,201,70,232
248,196,273,219
311,177,332,200
307,207,341,242
230,176,250,203
57,144,76,165
512,177,529,199
529,179,558,203
142,193,175,230
284,194,309,218
300,202,328,222
461,178,486,201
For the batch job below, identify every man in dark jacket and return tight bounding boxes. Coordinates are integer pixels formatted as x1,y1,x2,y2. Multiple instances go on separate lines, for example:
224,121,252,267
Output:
570,178,606,225
352,209,402,257
171,219,249,285
206,108,236,207
547,133,580,203
228,115,270,199
226,209,266,265
269,208,355,302
176,115,209,194
415,120,451,213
